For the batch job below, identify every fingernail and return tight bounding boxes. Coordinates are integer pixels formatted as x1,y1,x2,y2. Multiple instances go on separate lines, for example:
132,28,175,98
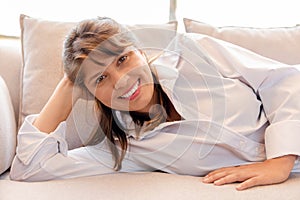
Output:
236,185,242,190
214,180,221,185
202,177,209,183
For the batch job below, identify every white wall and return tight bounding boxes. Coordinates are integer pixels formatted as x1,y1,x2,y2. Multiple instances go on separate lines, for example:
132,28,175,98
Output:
0,0,169,37
1,0,299,37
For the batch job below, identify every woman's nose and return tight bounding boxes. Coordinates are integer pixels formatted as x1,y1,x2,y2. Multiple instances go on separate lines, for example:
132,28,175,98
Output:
113,72,129,90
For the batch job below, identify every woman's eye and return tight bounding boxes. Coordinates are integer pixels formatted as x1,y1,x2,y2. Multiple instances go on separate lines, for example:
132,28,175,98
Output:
117,55,128,65
96,75,107,84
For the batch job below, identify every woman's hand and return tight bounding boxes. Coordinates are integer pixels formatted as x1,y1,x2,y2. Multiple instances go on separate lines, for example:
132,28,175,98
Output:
33,76,80,133
202,155,297,190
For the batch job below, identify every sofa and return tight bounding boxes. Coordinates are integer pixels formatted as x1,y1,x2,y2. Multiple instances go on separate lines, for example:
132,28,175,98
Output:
0,14,300,200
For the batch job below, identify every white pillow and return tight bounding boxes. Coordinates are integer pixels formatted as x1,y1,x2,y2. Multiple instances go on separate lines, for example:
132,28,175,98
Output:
0,76,16,174
183,18,300,65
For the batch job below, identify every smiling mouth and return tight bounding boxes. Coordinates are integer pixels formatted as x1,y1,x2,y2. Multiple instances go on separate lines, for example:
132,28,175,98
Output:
119,78,141,100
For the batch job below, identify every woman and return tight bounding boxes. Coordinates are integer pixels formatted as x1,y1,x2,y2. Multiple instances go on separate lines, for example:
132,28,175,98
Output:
10,17,300,190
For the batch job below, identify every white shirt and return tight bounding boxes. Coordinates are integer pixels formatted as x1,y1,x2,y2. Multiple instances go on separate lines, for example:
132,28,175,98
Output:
10,33,300,181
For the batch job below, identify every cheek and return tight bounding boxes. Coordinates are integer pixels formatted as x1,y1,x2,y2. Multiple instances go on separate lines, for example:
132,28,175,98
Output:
94,87,113,106
134,65,153,82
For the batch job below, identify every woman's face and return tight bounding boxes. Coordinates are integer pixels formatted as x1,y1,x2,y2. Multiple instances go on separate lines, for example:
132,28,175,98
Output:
83,48,155,113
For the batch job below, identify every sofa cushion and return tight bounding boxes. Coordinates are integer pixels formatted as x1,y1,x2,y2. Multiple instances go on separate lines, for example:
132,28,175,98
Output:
1,172,300,199
183,18,300,65
19,14,177,148
0,76,16,175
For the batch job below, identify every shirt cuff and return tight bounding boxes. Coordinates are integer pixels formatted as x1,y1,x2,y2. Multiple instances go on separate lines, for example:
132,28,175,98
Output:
16,114,68,165
265,120,300,159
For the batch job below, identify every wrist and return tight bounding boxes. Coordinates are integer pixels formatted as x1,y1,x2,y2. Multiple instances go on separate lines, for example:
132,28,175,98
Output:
277,154,297,162
269,154,297,171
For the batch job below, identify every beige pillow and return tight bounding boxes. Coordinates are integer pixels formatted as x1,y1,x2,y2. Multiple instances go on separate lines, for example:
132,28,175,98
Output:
183,18,300,65
0,76,16,174
19,14,75,126
19,14,177,148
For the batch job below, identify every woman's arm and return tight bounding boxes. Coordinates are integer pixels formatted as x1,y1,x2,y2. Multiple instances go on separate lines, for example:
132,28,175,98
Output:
10,113,143,181
33,76,74,133
10,113,119,181
10,76,145,181
189,34,300,190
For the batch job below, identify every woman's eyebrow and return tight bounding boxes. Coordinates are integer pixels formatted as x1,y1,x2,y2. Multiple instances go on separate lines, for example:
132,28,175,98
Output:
89,56,106,67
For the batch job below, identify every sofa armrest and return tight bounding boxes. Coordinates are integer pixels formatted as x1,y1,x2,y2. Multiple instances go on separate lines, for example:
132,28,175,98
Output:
0,75,17,174
0,37,22,124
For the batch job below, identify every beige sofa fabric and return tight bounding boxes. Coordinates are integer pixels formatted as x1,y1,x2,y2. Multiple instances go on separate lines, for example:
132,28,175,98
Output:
0,37,20,174
0,76,16,174
1,172,300,200
0,38,21,122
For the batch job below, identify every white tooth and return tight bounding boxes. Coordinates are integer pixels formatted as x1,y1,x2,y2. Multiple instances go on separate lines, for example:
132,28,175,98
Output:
121,80,139,99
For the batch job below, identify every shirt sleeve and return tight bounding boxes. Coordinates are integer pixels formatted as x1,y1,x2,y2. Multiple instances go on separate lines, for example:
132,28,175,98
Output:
188,33,300,160
9,114,143,181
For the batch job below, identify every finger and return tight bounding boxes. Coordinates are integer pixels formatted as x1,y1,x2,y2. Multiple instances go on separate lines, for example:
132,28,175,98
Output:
202,171,229,183
236,177,260,191
203,166,240,183
205,166,239,177
213,173,250,186
204,168,228,178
